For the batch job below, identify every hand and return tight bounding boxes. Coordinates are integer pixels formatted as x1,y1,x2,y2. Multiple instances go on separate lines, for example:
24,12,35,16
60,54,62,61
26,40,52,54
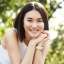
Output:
36,30,49,50
29,31,48,48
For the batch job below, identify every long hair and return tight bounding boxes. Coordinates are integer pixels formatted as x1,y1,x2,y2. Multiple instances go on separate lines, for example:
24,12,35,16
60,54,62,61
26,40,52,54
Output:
14,2,49,41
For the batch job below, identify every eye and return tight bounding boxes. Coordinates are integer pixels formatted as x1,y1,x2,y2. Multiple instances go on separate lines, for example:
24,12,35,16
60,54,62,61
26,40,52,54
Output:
37,19,43,22
27,18,33,22
38,20,43,22
27,19,32,22
37,18,43,22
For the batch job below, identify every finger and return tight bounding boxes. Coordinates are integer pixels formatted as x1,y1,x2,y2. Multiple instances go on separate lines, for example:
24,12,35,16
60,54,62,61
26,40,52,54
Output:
33,34,47,46
37,33,47,41
30,33,48,46
43,30,49,36
38,37,49,47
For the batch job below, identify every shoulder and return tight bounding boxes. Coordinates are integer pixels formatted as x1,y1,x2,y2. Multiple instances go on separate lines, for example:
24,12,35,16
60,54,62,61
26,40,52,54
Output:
4,28,18,39
3,28,19,44
5,28,17,36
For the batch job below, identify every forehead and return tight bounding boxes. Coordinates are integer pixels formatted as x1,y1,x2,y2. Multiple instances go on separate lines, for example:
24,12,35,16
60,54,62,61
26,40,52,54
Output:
24,10,42,19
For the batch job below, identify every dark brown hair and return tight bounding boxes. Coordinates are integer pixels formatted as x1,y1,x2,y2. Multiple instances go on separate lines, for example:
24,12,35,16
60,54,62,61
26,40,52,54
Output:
14,2,49,41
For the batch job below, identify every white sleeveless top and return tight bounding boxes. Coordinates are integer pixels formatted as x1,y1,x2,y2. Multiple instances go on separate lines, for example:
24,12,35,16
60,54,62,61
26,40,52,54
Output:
0,41,27,64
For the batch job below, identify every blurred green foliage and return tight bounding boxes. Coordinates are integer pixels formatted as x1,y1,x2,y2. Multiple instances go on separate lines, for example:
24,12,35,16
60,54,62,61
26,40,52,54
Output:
45,25,64,64
0,0,64,64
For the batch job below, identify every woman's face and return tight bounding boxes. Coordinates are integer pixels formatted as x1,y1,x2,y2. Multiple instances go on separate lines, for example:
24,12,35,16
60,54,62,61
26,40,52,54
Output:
24,10,44,39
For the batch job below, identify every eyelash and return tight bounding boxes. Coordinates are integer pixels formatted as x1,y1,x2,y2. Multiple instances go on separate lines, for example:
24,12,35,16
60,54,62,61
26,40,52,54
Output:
27,20,32,22
38,20,42,22
27,20,43,22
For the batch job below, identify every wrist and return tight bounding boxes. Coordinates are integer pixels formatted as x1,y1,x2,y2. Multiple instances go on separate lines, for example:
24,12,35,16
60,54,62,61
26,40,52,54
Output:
28,40,37,48
28,41,36,49
36,45,44,51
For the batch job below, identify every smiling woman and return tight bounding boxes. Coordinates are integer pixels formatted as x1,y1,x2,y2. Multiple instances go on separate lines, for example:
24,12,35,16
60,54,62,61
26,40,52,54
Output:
23,10,44,41
0,1,50,64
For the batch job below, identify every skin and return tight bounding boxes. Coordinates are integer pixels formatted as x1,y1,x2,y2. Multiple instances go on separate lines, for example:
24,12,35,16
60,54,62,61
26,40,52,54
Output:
2,9,50,64
23,10,44,45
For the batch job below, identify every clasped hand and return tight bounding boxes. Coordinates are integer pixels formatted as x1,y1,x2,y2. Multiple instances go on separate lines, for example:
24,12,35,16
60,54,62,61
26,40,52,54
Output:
29,31,49,50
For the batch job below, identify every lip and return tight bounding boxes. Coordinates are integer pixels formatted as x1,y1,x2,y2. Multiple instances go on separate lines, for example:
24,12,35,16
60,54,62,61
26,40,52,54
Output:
31,30,38,33
29,29,40,34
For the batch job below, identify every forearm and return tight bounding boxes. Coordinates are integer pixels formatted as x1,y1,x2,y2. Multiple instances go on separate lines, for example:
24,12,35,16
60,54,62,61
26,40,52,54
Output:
33,49,44,64
6,41,21,64
21,43,36,64
33,44,50,64
7,41,36,64
5,35,37,64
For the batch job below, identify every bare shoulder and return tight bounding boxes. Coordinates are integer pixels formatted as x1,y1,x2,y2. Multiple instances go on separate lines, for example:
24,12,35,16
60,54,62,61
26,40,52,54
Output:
5,28,17,35
1,28,18,48
3,28,18,43
4,28,17,38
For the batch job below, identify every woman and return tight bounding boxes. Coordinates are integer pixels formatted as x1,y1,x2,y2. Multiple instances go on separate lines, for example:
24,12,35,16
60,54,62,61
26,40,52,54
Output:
2,1,50,64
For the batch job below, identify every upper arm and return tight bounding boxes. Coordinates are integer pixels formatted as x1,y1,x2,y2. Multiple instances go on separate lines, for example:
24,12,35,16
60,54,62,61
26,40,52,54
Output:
2,28,18,49
3,28,21,64
5,28,18,43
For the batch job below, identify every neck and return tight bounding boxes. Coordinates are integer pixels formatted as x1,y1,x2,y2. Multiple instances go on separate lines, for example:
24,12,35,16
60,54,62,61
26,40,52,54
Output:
24,35,31,46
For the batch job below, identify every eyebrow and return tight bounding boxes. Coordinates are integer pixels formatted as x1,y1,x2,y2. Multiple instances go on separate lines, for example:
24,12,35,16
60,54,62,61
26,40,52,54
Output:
27,18,32,19
27,17,42,19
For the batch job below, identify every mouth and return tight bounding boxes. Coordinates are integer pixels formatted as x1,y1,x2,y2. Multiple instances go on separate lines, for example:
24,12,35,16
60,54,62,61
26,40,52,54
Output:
30,30,40,35
30,28,39,32
31,30,39,34
31,31,38,33
28,29,41,36
27,29,42,38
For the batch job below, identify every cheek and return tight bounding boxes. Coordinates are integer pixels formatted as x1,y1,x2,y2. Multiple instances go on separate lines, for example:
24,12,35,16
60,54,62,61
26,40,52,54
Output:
24,21,30,30
39,23,44,30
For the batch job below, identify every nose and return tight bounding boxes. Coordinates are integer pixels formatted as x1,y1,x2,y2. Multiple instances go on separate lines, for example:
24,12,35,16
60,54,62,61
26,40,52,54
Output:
31,22,38,28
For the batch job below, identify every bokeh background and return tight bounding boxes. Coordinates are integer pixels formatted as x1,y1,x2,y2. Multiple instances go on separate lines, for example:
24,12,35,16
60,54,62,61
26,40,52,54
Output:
0,0,64,64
